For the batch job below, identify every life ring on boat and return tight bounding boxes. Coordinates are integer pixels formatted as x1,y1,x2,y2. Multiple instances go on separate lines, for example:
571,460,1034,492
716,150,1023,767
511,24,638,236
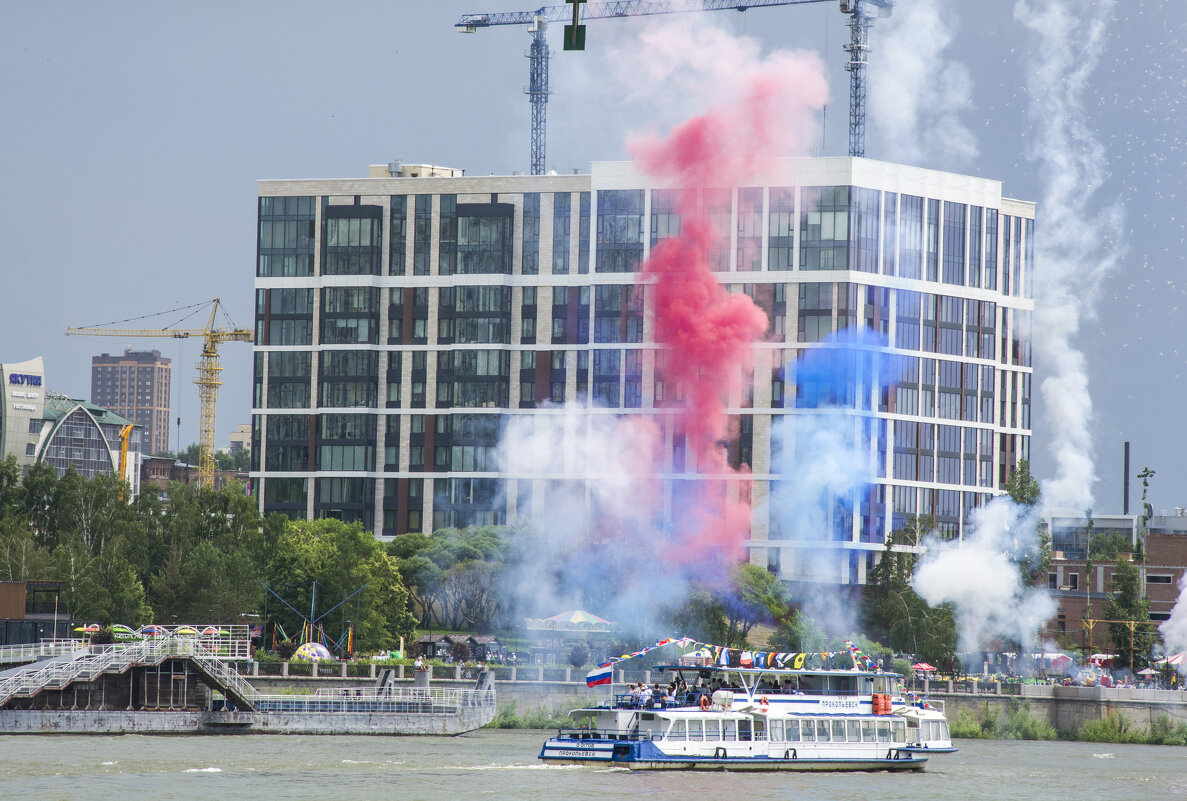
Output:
758,695,769,712
699,695,711,711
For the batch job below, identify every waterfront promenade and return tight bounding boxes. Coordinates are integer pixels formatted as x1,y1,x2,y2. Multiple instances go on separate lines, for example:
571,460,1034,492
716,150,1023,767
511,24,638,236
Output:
243,663,1187,733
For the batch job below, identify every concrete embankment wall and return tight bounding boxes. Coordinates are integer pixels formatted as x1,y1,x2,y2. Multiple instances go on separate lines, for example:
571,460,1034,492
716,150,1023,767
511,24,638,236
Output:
0,706,492,736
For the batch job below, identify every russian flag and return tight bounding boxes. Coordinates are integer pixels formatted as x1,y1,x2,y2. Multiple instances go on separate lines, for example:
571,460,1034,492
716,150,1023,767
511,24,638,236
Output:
586,665,613,688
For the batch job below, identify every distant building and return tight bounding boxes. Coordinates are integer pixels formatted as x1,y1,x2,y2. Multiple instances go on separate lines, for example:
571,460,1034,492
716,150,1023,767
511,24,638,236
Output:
140,454,247,495
91,349,171,456
227,423,252,455
1,357,141,489
0,581,71,645
1042,510,1187,650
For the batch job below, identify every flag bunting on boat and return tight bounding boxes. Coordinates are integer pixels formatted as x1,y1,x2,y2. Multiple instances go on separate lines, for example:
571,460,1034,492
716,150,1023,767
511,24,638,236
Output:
843,640,884,672
585,636,694,687
585,636,884,687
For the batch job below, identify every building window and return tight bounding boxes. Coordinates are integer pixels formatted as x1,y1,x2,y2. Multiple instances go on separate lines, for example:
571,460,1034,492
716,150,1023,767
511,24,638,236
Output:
1148,575,1173,584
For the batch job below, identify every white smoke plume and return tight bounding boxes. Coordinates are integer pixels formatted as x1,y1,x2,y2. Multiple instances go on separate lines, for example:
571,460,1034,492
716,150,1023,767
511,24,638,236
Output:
1161,573,1187,665
868,0,977,168
1014,0,1123,512
913,497,1056,654
550,15,828,168
497,404,676,630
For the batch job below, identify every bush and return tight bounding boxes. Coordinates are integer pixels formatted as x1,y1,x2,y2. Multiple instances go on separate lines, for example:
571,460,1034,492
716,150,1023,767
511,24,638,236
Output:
950,708,987,739
1077,713,1141,744
566,643,590,668
487,701,574,730
274,641,297,660
91,628,115,645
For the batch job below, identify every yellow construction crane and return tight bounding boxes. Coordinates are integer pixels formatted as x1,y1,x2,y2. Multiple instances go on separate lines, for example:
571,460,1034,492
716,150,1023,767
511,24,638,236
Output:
67,298,253,489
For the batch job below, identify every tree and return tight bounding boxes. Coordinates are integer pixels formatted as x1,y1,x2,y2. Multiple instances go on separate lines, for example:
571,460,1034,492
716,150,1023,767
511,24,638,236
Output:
1105,558,1153,670
263,519,416,652
724,563,788,647
1004,459,1040,507
767,609,827,653
566,642,590,668
667,588,727,645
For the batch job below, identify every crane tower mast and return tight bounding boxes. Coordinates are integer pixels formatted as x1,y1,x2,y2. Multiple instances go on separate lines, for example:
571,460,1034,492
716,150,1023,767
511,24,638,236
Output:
457,0,892,172
66,298,253,490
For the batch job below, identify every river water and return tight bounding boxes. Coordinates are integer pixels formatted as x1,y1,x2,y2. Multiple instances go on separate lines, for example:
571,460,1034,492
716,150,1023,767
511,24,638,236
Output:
1,731,1184,801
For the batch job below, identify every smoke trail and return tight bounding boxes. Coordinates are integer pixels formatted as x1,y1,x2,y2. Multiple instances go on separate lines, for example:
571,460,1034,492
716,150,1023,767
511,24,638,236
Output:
1161,574,1187,665
498,31,829,631
868,0,977,168
906,3,1118,656
1014,0,1122,511
912,496,1056,654
766,329,899,634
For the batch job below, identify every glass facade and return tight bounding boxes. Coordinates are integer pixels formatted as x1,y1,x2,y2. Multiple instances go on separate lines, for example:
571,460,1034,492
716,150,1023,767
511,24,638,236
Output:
252,160,1034,583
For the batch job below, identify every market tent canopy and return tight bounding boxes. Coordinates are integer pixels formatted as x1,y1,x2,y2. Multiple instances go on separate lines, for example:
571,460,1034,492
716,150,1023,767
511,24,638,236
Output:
911,663,937,671
1155,652,1186,666
1137,667,1159,676
524,609,614,632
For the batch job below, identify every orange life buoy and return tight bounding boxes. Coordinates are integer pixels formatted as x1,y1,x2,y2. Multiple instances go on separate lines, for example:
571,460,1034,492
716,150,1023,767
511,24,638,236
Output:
759,695,769,711
700,695,711,711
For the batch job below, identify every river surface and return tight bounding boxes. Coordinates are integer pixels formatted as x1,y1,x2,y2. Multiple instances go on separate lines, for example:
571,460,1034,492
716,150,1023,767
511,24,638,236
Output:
1,731,1184,801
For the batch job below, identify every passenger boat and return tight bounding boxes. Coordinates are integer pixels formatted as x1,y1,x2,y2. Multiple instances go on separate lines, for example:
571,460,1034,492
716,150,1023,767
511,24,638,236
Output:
897,695,957,753
540,650,943,771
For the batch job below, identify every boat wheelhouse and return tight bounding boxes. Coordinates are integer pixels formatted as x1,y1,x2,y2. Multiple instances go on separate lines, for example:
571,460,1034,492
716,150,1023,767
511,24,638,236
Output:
541,654,945,771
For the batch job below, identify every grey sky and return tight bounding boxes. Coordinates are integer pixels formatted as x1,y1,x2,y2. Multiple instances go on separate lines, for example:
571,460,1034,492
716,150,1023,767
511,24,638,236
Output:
0,2,1181,513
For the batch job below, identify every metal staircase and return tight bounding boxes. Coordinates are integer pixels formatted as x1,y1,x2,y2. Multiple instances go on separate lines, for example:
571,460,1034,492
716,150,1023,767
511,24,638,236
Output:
0,637,259,710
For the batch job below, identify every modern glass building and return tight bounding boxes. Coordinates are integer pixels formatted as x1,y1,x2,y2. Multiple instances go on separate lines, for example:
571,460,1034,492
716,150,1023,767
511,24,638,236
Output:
251,157,1034,585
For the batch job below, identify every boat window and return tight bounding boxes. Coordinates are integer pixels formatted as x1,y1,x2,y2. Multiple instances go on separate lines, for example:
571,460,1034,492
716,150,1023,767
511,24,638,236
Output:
687,719,703,741
815,719,830,742
861,720,875,742
769,720,784,742
835,677,852,694
939,721,950,740
704,719,720,741
753,719,765,740
846,719,861,742
892,720,906,742
877,720,892,742
831,720,846,741
668,719,686,741
723,719,737,741
785,719,800,741
800,719,814,742
738,720,752,742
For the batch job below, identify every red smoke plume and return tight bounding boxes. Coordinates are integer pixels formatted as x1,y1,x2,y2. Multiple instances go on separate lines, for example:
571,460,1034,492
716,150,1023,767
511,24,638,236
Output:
631,55,828,561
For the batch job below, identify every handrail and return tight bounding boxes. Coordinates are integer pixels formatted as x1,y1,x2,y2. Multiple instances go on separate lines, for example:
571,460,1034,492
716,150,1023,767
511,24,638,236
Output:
0,637,259,708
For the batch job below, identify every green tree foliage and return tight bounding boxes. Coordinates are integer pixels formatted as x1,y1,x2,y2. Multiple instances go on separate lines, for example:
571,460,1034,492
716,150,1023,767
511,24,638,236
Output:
667,588,728,645
767,609,827,653
861,516,956,667
1004,459,1041,507
388,526,515,632
265,518,416,652
723,563,788,646
1105,558,1153,670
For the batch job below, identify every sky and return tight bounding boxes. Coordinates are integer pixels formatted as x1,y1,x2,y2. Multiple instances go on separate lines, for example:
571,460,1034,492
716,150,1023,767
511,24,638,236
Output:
0,1,1182,515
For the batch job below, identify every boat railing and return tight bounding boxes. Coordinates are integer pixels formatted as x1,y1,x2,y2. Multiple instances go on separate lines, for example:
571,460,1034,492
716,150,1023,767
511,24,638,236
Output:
252,686,495,714
556,727,657,741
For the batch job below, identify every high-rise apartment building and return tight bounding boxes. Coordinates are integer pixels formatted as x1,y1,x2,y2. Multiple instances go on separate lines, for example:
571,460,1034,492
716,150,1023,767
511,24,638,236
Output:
251,158,1034,585
91,349,171,456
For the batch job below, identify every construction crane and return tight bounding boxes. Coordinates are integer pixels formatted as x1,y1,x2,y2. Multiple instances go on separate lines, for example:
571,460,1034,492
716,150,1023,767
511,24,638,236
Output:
66,298,253,490
457,0,892,174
